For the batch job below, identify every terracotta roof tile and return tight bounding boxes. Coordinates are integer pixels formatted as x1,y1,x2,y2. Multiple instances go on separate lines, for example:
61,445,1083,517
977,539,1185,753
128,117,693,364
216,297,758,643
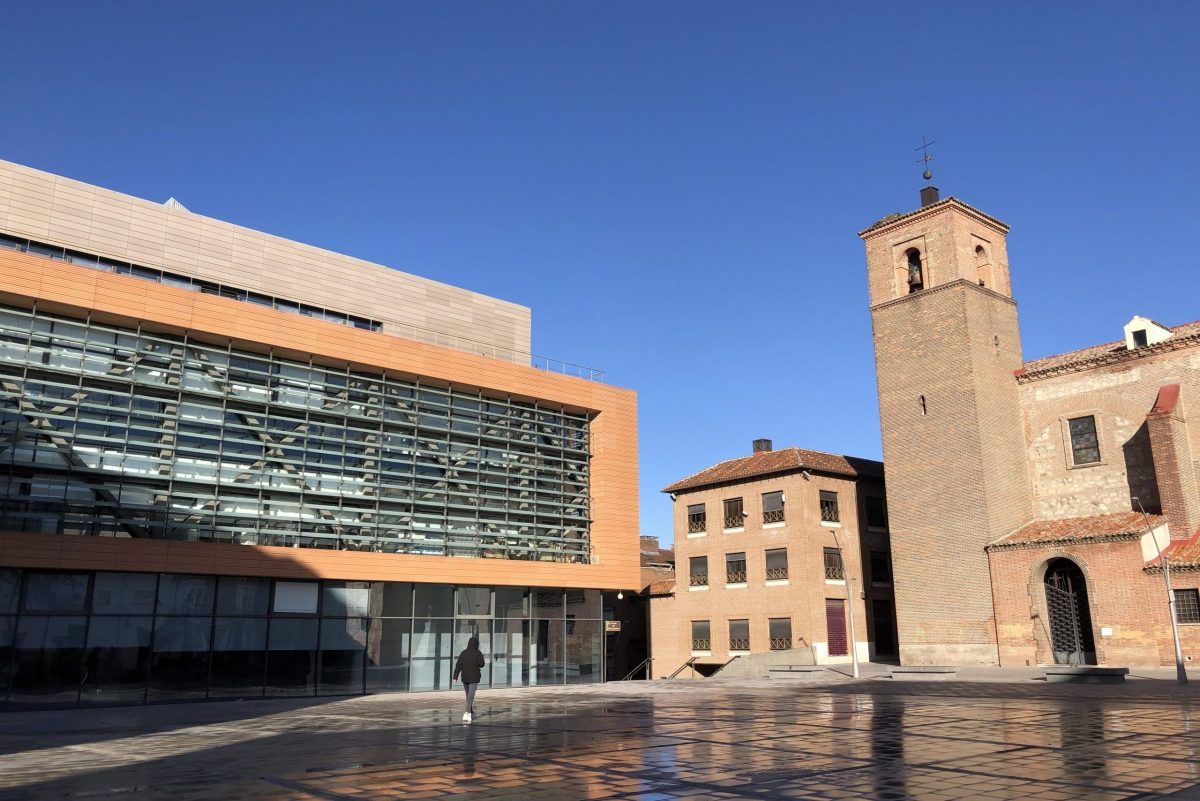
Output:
988,512,1163,549
1152,529,1200,569
646,579,675,596
1021,319,1200,377
661,447,883,494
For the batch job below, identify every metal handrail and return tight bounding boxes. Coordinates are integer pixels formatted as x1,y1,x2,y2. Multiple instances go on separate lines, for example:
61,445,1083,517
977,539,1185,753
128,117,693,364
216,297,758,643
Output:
687,518,706,533
709,655,741,676
770,637,791,651
723,515,744,528
820,502,840,523
691,638,711,651
763,509,785,524
825,563,845,580
667,657,698,679
726,569,747,584
689,574,709,587
729,637,750,651
620,657,653,681
766,567,788,580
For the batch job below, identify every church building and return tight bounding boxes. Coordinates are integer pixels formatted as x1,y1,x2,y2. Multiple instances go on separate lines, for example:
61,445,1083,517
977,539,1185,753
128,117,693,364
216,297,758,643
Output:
863,185,1200,667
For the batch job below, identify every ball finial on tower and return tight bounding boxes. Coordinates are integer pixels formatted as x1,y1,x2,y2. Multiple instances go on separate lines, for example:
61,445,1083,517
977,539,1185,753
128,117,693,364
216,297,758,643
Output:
916,137,936,183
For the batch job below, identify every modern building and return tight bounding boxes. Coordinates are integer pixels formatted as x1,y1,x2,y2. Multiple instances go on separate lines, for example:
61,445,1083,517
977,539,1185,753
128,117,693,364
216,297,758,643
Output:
863,184,1200,667
650,439,894,677
0,158,638,707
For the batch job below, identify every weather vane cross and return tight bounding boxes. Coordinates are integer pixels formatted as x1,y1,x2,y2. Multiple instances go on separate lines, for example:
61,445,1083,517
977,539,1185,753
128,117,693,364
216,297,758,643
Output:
916,136,935,181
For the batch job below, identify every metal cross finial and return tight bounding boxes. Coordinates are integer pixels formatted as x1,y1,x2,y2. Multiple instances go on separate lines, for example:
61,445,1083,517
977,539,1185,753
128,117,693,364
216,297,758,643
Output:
916,136,935,181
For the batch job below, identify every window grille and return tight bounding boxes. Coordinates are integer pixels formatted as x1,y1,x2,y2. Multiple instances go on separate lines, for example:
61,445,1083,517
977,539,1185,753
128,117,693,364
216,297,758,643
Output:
824,548,845,580
1176,589,1200,624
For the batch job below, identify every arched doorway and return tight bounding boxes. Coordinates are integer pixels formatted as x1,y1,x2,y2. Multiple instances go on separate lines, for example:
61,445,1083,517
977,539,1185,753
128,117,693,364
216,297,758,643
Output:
1043,559,1097,665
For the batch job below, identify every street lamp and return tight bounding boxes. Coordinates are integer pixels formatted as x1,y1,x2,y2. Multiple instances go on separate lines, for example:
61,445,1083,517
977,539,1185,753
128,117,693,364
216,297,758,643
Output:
828,526,861,679
1133,497,1188,685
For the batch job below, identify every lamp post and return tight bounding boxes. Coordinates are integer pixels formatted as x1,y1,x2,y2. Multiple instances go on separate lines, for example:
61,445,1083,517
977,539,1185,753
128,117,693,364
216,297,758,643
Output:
1134,497,1188,685
829,526,861,679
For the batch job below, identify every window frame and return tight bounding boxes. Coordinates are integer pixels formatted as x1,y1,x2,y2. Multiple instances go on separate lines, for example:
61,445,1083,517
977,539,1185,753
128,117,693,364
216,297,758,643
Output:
725,552,747,585
761,491,785,524
688,556,708,588
768,617,792,651
1065,414,1102,467
765,548,788,581
1176,589,1200,625
869,551,893,585
691,620,711,652
728,618,750,652
722,497,745,530
686,503,706,534
823,548,845,581
819,490,840,524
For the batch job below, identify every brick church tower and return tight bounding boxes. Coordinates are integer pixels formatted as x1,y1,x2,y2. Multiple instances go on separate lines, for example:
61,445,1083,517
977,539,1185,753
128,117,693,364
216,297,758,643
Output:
861,187,1032,665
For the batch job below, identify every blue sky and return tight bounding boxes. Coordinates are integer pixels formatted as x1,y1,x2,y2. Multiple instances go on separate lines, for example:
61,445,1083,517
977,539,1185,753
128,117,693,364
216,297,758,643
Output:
3,2,1197,543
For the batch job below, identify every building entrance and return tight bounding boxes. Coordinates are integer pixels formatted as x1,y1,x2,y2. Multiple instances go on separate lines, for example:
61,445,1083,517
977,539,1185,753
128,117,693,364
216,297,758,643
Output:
1043,559,1096,665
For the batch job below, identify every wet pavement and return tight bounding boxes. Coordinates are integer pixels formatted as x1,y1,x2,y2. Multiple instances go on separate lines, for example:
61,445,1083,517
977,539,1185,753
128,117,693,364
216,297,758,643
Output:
3,676,1200,800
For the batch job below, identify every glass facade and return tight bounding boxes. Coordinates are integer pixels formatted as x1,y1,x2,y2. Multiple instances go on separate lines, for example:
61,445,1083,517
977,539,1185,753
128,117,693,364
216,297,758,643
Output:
0,304,592,562
0,568,604,708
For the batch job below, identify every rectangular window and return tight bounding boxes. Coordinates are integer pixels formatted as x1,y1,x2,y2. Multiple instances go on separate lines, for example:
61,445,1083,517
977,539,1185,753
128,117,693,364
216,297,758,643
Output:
1068,415,1101,465
1176,589,1200,624
691,620,711,652
689,556,708,587
769,618,792,651
723,497,744,529
870,551,893,585
1133,329,1148,348
729,619,750,652
824,548,845,581
865,496,888,529
765,548,788,581
687,503,706,533
725,552,747,584
819,490,840,523
762,491,784,524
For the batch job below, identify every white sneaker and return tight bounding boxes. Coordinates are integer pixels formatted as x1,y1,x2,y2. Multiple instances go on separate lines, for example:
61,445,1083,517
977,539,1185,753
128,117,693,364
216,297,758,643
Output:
464,712,473,724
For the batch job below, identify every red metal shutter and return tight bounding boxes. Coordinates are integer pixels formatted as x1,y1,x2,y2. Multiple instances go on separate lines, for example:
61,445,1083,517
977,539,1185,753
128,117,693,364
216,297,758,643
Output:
826,599,847,657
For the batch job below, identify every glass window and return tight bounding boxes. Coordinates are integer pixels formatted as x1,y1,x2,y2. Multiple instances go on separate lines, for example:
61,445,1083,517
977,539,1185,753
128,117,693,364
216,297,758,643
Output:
456,586,492,617
409,618,454,691
22,573,89,613
266,618,318,697
565,619,602,685
723,497,744,528
157,575,216,615
216,576,271,615
10,616,86,706
819,491,840,523
413,584,455,618
725,552,747,584
492,618,529,688
209,618,267,699
687,503,706,533
80,616,153,705
494,586,528,618
532,589,564,619
0,569,19,614
453,619,491,684
319,618,368,694
365,618,411,693
1176,589,1200,624
689,556,708,587
824,548,845,580
323,582,372,617
690,620,710,651
729,619,750,651
273,581,319,615
148,616,212,702
769,618,792,650
765,548,788,580
762,491,784,523
1069,416,1101,465
870,551,893,585
865,496,888,529
92,572,157,615
530,618,565,685
565,589,601,620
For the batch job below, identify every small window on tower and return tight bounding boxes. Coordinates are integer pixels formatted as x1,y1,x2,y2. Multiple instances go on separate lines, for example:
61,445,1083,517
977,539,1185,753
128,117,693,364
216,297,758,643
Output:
906,249,924,293
1068,415,1101,466
919,395,927,416
975,245,993,288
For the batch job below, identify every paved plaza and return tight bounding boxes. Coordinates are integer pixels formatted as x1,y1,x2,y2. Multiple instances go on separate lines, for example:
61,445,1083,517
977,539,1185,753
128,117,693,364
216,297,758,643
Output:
3,673,1200,800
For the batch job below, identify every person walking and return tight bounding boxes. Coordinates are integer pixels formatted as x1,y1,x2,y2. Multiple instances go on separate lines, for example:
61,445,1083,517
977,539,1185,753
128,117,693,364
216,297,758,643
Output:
452,636,485,723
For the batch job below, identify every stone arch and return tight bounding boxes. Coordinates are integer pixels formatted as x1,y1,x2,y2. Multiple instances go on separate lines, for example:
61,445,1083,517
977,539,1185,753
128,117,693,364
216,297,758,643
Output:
1024,550,1101,665
974,244,994,289
894,246,926,296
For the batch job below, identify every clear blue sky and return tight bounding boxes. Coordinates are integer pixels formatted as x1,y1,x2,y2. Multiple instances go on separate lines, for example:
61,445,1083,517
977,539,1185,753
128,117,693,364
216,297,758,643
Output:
3,2,1197,544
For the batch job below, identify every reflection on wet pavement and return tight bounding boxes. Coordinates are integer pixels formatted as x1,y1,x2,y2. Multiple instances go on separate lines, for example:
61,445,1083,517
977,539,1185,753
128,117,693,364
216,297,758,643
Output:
2,680,1200,800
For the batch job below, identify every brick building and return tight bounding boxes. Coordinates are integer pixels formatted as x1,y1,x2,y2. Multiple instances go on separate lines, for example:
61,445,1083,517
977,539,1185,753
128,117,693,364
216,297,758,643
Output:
863,185,1200,667
649,440,894,677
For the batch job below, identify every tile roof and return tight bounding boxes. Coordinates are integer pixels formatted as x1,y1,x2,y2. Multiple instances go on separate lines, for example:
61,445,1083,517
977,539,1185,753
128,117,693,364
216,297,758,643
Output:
988,512,1163,549
662,447,883,494
1150,529,1200,570
858,196,1010,237
1019,319,1200,378
646,579,676,596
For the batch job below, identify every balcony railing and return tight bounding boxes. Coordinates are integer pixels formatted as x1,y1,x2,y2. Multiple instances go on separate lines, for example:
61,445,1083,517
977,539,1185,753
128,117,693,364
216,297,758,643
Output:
729,637,750,651
689,574,709,587
763,509,785,524
820,503,840,523
692,638,711,651
724,515,744,529
687,518,707,533
824,562,845,581
766,567,788,581
769,637,791,651
726,569,747,584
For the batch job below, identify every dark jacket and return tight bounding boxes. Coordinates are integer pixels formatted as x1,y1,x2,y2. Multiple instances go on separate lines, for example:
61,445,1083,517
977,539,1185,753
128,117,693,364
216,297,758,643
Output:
453,637,486,684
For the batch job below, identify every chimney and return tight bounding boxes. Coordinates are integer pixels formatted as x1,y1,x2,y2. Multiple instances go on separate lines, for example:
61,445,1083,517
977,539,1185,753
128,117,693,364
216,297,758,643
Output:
753,438,773,454
920,185,940,207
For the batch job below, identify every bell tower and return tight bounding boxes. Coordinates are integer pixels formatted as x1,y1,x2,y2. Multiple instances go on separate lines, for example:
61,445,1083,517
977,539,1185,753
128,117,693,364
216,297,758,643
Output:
861,186,1031,665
